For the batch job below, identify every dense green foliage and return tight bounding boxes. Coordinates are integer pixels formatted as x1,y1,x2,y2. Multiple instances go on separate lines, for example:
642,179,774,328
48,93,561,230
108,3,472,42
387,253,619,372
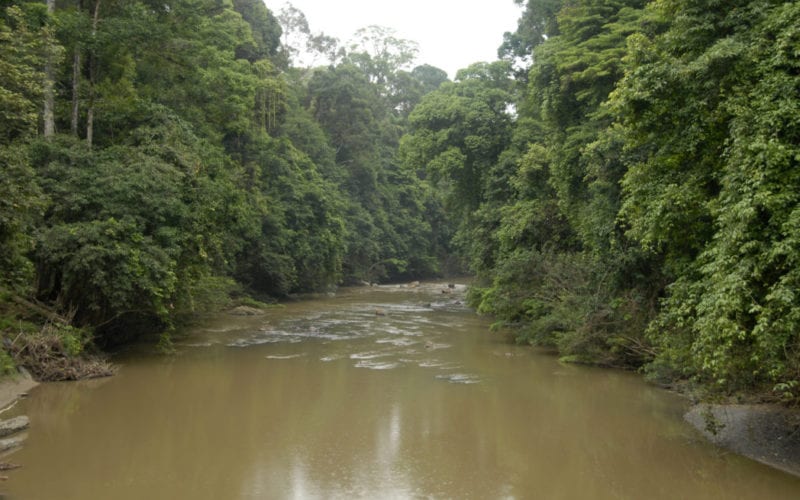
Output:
0,0,448,351
1,0,798,400
401,0,800,400
614,0,800,394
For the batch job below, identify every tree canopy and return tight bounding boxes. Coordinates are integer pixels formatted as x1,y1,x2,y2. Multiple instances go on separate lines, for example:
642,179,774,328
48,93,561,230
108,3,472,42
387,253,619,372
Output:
0,0,448,349
407,0,800,400
2,0,799,401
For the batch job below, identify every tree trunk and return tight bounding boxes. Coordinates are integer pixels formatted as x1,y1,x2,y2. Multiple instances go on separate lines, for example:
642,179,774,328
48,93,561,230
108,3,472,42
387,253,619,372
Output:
43,0,56,138
70,0,84,137
71,48,81,136
86,0,100,147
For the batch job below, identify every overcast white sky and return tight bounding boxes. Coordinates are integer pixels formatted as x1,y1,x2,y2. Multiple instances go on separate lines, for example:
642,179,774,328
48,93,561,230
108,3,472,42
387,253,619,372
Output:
273,0,523,78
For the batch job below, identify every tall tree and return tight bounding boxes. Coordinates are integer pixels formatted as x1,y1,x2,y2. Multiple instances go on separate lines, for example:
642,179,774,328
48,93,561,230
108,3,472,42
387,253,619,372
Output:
0,4,49,289
232,0,282,62
402,61,514,217
42,0,56,137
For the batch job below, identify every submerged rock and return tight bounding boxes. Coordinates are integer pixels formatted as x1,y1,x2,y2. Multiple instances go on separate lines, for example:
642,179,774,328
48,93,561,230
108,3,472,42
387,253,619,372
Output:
435,373,480,384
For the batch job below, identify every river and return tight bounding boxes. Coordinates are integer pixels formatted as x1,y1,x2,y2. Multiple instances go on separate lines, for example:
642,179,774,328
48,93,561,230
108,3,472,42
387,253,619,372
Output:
4,283,800,499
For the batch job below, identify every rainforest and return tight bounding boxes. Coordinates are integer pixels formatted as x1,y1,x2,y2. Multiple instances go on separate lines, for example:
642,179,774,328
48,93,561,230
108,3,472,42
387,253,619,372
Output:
1,0,799,405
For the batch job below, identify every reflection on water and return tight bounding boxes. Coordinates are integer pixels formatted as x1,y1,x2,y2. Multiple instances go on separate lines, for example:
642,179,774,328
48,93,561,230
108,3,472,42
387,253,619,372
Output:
4,283,800,499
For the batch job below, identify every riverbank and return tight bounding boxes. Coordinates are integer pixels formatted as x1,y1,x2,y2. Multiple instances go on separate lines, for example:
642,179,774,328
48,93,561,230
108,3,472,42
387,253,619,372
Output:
8,282,800,499
361,282,800,479
0,369,37,412
5,281,800,483
685,403,800,477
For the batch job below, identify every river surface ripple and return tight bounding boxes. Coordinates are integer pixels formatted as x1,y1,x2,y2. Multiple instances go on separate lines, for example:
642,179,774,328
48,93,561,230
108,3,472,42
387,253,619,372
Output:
4,283,800,499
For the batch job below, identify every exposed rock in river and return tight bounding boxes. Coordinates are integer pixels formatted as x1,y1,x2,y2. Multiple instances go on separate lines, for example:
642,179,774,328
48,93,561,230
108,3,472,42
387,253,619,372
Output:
228,305,265,316
0,436,25,454
0,417,28,439
0,369,37,411
685,404,800,477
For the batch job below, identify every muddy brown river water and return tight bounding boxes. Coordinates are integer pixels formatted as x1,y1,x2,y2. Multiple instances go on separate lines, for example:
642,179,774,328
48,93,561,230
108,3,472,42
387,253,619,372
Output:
4,283,800,499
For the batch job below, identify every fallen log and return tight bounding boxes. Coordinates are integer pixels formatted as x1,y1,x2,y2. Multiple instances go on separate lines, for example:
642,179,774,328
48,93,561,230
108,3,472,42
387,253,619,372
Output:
9,296,69,325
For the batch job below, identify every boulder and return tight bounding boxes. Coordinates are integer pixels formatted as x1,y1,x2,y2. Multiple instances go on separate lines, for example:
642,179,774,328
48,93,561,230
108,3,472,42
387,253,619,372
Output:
229,305,265,316
0,417,28,439
685,404,800,477
0,436,24,453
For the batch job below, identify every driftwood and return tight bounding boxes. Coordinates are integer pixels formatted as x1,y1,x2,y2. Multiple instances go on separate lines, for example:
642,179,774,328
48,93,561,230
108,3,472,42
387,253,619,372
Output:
9,334,115,382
